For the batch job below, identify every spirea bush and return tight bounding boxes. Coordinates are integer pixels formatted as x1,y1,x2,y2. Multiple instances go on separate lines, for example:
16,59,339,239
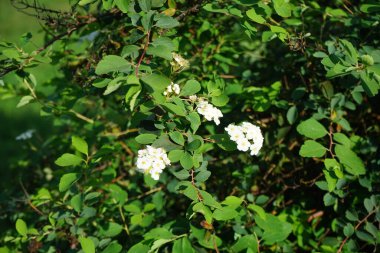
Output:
0,0,380,252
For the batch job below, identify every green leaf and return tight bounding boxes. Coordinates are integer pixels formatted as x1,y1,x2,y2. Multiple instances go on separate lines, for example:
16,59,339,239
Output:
15,219,27,236
152,134,181,151
100,222,123,237
135,134,158,144
286,105,298,125
16,95,34,108
168,149,184,162
141,74,171,92
335,145,365,175
255,214,292,244
72,136,88,155
211,94,229,107
193,202,213,223
169,131,185,146
176,181,198,201
364,198,374,213
95,55,131,75
199,190,222,209
55,153,83,167
101,242,122,253
180,80,201,96
114,0,130,13
195,170,211,183
104,77,126,95
79,237,95,253
213,206,238,221
222,196,243,209
297,118,328,139
59,173,80,192
138,0,151,11
144,227,173,240
78,0,97,5
231,235,258,253
343,223,354,237
323,159,340,192
246,8,266,24
186,139,201,152
70,193,83,212
211,134,237,151
149,238,174,252
162,103,186,116
323,192,336,206
92,78,110,88
155,15,180,29
127,243,150,253
247,204,266,220
146,46,172,60
180,152,193,170
299,140,326,157
186,112,201,133
172,168,190,180
273,0,292,18
125,85,141,111
172,237,195,253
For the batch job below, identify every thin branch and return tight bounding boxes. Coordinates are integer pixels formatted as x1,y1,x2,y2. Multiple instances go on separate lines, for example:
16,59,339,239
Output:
337,208,378,253
328,124,335,158
135,30,151,77
68,109,94,124
130,186,163,200
176,0,204,21
212,233,220,253
19,179,44,216
191,169,203,201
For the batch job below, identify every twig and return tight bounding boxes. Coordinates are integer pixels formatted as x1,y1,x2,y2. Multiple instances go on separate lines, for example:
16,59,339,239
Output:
337,208,378,253
191,169,203,201
328,124,335,158
135,30,151,77
176,0,204,21
103,128,139,138
19,179,44,216
118,205,130,236
68,109,94,124
212,233,220,253
130,186,163,200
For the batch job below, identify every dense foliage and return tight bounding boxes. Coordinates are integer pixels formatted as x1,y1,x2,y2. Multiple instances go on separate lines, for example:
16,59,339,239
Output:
1,0,380,252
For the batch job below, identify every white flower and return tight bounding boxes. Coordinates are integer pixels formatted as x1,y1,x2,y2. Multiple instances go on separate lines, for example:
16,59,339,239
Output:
136,145,170,180
225,122,264,156
237,138,250,152
16,129,35,141
250,143,262,156
136,157,151,170
229,129,245,142
173,83,180,94
163,82,181,96
196,100,223,125
189,95,197,102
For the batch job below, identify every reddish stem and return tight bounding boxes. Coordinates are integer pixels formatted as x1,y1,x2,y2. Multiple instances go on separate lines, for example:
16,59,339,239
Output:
135,30,151,77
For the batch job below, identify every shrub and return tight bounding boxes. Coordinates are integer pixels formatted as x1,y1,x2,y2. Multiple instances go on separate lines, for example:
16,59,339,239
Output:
0,0,379,252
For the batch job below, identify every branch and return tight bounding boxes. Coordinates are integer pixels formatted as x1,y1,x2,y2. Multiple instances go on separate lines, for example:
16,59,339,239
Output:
135,30,151,77
19,179,44,216
337,208,378,253
176,0,204,21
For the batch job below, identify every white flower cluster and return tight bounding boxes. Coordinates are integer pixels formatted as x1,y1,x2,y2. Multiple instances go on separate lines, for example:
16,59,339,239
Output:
136,146,171,180
163,82,180,96
225,122,264,156
194,97,223,125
